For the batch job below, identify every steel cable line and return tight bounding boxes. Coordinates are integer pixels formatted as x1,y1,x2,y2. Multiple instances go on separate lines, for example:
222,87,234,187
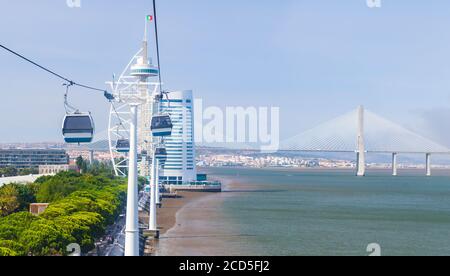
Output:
152,0,163,94
0,43,113,99
111,102,130,137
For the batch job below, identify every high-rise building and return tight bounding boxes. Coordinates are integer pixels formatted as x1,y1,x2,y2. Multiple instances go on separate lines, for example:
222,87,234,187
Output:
158,90,196,184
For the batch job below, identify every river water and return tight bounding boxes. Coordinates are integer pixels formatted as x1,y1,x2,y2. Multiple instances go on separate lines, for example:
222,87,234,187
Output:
157,168,450,256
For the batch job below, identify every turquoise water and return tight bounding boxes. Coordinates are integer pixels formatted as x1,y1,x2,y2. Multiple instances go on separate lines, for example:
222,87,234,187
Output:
201,168,450,256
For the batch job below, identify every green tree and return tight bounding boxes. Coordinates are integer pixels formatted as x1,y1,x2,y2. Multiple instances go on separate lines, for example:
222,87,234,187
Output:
76,156,88,174
0,240,25,256
76,156,83,172
35,171,84,203
18,168,39,176
11,183,39,211
0,185,20,217
0,171,126,255
0,167,18,177
87,161,114,176
0,247,18,256
0,212,37,240
19,219,69,256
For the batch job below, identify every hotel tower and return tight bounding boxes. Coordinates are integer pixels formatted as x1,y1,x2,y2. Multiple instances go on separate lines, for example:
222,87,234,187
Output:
158,90,197,184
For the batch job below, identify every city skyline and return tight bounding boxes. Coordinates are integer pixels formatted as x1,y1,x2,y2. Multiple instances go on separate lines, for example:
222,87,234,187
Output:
1,1,450,148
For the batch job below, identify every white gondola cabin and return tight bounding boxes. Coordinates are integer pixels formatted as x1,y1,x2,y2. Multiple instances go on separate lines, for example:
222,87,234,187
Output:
155,147,167,166
115,139,130,153
151,114,173,137
62,113,95,144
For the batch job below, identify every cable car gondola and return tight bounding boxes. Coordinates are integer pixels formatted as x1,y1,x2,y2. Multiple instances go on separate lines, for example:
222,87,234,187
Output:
61,82,95,144
155,147,167,166
115,139,130,153
151,114,173,137
62,112,95,144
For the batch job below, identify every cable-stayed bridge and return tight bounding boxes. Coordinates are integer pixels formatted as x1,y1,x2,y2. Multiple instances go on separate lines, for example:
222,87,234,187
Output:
280,106,449,154
280,106,450,176
87,106,450,177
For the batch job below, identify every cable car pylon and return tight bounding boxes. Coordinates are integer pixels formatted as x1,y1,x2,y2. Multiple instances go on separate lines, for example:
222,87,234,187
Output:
106,9,169,255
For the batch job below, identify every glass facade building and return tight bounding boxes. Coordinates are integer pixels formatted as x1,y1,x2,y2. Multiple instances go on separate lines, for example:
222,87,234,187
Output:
159,90,197,185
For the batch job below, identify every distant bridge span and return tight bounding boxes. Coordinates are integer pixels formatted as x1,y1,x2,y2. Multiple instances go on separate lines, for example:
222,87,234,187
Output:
278,106,450,176
86,106,450,176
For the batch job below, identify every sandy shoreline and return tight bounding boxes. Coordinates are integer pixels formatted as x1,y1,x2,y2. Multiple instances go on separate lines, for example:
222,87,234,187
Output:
156,177,236,235
140,190,221,255
140,191,214,235
157,191,215,235
151,177,245,256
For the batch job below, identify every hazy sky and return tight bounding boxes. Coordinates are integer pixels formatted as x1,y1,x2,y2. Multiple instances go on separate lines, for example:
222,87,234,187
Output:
1,0,450,145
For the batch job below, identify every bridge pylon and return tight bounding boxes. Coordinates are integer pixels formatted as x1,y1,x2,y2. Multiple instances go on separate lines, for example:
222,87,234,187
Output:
356,105,366,177
392,153,398,176
426,153,432,176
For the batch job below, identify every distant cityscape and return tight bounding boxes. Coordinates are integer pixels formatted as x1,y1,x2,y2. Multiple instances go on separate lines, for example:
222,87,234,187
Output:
196,147,450,170
197,153,450,170
0,142,119,163
2,142,450,172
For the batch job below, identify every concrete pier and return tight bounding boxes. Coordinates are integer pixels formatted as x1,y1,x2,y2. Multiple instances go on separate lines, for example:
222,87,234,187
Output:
392,153,398,176
426,153,431,176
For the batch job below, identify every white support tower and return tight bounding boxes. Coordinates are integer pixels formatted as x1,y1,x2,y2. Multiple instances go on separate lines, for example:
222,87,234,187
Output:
392,152,398,176
149,151,158,231
156,158,161,206
124,105,139,256
148,87,163,233
356,105,366,177
107,18,161,256
89,150,94,165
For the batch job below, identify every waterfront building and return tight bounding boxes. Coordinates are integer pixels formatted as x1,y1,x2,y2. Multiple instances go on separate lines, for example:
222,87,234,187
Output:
159,90,196,185
38,164,74,174
0,149,69,169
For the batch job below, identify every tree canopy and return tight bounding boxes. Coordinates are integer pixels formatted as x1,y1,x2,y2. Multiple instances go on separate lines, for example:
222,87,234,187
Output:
0,170,126,256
